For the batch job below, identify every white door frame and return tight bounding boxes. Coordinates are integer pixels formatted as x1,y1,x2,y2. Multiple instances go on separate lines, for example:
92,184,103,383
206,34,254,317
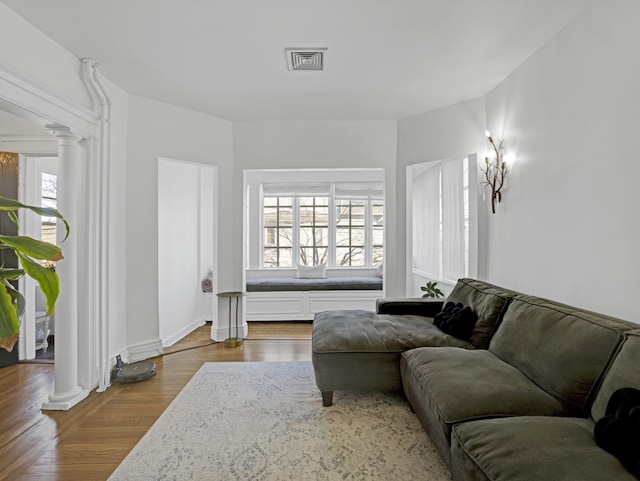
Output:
0,62,108,409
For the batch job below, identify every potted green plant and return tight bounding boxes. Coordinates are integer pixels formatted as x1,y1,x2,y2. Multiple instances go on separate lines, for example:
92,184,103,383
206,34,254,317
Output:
0,195,68,353
420,280,444,298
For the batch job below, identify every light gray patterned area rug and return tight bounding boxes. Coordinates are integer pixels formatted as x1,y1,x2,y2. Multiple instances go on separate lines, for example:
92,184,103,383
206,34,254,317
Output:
108,361,450,481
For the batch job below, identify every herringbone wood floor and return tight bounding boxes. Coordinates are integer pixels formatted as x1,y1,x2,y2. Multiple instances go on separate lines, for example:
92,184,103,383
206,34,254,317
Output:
0,322,312,481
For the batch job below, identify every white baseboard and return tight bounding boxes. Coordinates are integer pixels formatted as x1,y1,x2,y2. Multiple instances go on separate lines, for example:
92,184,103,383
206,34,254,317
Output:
162,319,206,348
119,338,163,363
210,322,248,343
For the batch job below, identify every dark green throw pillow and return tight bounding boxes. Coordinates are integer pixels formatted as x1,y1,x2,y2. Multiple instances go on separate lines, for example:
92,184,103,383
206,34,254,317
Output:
434,302,478,340
594,387,640,478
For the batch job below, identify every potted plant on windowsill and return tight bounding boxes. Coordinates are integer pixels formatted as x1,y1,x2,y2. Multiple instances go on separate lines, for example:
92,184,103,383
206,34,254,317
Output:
0,195,68,355
420,281,444,299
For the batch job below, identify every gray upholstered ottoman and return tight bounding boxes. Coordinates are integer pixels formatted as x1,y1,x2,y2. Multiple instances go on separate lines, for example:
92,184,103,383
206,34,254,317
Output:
311,278,520,406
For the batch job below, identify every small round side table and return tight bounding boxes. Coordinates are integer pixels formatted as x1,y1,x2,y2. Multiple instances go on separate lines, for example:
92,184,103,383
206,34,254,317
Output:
217,291,244,348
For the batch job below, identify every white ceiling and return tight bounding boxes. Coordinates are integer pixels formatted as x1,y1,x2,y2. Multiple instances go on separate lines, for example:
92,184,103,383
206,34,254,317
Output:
2,0,592,121
0,109,48,137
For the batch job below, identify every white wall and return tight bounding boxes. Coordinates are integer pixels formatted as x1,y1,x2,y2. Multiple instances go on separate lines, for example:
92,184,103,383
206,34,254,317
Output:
482,0,640,322
104,77,130,360
126,96,233,351
233,121,399,294
397,98,488,296
397,1,640,323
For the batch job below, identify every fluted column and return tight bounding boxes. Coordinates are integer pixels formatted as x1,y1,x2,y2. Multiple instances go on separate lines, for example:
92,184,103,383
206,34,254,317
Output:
42,127,90,410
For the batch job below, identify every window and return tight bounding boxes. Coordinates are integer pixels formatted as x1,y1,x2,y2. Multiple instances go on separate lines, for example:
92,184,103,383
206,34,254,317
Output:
263,197,293,267
299,196,329,266
411,158,468,281
261,182,383,268
41,172,58,247
336,200,365,266
372,200,384,265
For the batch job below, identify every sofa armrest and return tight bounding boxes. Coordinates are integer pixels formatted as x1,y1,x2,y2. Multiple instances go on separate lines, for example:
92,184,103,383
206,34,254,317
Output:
376,297,444,317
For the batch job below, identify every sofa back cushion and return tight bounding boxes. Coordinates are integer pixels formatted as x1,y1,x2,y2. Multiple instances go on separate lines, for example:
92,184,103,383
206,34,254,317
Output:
489,295,634,416
591,330,640,421
446,278,518,349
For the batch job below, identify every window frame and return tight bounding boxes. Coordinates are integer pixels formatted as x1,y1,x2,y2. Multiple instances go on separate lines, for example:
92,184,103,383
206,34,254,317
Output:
262,196,293,268
260,184,383,269
407,156,477,291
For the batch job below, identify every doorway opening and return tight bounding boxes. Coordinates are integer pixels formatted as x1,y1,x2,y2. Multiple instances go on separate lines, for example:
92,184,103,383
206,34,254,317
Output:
157,157,218,348
21,155,59,362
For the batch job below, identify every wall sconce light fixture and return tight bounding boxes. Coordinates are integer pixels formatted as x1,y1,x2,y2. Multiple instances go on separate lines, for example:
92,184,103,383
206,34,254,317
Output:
481,130,508,214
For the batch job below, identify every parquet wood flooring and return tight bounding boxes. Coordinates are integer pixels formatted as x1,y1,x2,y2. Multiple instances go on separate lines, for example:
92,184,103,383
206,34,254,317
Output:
0,322,312,481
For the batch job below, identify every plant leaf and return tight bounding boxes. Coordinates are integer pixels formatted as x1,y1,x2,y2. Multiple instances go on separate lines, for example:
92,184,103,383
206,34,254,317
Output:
0,280,20,351
0,196,23,209
17,252,60,315
8,210,19,228
0,235,63,261
0,195,70,241
2,279,25,317
0,333,18,352
0,267,25,280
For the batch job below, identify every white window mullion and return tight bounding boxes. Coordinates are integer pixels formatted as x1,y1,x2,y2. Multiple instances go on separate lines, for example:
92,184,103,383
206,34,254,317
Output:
328,186,336,267
442,159,465,281
439,164,444,278
293,197,300,267
365,198,372,266
259,194,264,267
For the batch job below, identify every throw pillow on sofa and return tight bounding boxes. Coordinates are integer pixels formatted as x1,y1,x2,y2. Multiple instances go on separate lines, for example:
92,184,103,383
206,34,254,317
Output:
434,302,478,340
594,387,640,478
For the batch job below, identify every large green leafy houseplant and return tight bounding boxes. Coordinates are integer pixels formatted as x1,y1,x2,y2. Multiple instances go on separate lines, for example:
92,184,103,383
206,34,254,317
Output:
0,195,68,352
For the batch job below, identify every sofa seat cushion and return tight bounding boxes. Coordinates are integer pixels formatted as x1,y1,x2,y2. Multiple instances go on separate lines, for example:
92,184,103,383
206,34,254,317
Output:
403,347,569,421
312,309,474,354
400,347,568,467
451,416,638,481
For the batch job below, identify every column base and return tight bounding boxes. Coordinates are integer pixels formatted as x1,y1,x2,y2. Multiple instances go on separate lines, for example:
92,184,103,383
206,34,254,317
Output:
42,386,90,411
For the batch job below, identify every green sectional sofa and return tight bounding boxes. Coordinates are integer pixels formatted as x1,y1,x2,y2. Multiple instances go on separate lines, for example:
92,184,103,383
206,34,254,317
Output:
311,278,640,481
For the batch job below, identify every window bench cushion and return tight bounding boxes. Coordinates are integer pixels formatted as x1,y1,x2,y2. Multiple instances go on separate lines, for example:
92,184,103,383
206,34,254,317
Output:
246,276,383,292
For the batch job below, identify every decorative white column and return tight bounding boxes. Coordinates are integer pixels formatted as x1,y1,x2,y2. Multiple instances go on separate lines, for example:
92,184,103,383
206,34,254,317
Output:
42,127,90,410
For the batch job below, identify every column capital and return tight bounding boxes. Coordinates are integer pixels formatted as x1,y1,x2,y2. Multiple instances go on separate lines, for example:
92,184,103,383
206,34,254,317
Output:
46,124,84,143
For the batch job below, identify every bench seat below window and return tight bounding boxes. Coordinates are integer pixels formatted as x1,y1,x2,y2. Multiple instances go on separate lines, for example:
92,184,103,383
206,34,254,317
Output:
245,277,383,321
246,276,382,292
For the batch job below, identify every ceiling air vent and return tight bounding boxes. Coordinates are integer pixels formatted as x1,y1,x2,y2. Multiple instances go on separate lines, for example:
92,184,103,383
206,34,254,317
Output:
285,48,327,71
